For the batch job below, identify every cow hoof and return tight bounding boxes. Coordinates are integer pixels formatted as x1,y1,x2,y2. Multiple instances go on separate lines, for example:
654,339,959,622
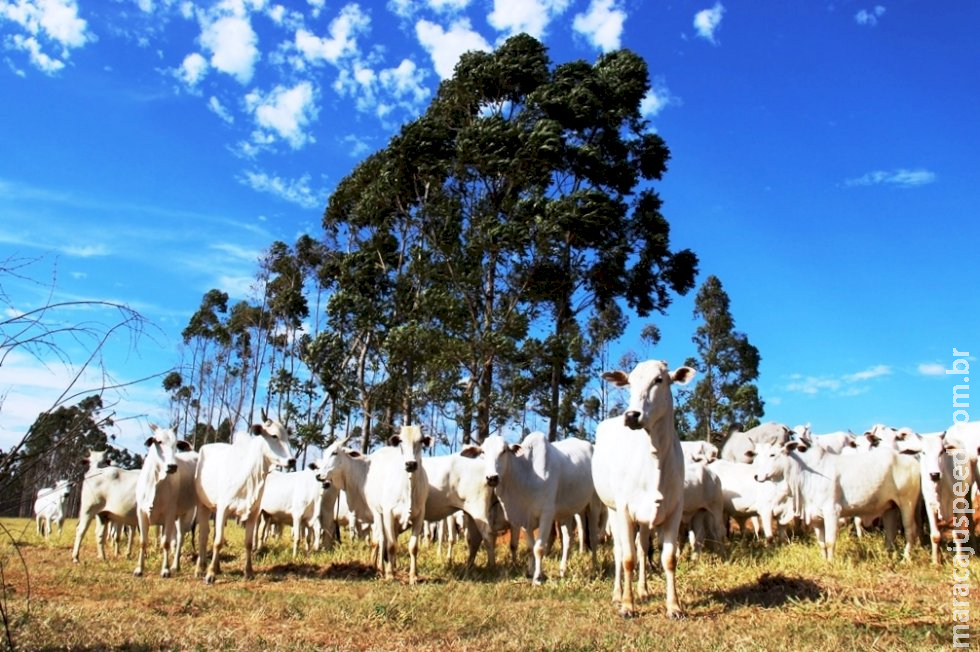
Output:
204,575,216,585
133,569,143,577
667,609,686,620
618,607,637,619
161,569,171,579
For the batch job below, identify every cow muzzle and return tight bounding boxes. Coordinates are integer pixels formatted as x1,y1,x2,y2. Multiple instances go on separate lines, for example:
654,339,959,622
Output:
486,475,499,488
405,461,418,473
166,464,178,475
321,480,332,490
929,472,941,483
623,411,642,430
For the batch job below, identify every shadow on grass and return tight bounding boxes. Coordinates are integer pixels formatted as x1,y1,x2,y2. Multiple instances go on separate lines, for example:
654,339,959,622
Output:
706,572,824,609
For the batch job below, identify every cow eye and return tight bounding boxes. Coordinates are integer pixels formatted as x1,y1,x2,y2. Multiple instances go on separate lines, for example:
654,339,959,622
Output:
654,376,664,385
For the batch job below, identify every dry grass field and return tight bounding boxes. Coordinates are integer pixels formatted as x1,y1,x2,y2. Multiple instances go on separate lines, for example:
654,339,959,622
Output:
0,517,970,651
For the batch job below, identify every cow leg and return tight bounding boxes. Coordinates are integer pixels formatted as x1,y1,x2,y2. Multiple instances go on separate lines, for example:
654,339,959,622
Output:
243,513,259,580
898,503,917,561
558,521,572,579
615,514,638,618
408,517,424,586
661,516,684,620
382,511,398,580
205,507,228,584
134,512,149,577
635,525,650,602
72,511,94,563
926,506,942,565
532,513,555,585
96,516,109,560
882,508,899,554
292,514,303,558
125,524,134,558
195,506,210,579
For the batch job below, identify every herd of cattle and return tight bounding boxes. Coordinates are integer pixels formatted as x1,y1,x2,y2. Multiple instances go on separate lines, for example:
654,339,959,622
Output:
31,360,980,618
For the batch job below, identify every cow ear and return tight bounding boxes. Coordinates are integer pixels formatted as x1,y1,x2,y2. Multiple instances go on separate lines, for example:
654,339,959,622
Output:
421,435,433,448
144,437,157,448
459,445,481,459
671,366,696,385
348,450,363,459
509,444,522,454
251,423,264,436
601,371,629,387
388,435,402,447
307,462,318,471
176,440,193,452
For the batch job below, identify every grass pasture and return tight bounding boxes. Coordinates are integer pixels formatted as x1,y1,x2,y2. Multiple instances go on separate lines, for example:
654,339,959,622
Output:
0,517,970,651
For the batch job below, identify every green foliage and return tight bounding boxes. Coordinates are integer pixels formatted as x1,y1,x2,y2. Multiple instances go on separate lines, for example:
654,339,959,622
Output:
677,275,764,442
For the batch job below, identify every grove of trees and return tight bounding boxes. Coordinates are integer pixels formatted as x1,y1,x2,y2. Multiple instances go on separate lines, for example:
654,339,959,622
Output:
162,34,698,458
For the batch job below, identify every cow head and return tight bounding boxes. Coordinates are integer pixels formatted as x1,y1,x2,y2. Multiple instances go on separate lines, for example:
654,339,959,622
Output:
460,434,523,489
602,360,695,432
55,478,72,497
863,424,922,454
388,425,431,474
144,424,188,478
81,449,110,471
752,440,807,483
311,436,356,489
251,415,296,471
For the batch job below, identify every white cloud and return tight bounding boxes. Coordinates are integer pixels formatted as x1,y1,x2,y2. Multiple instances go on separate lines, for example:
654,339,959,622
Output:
61,243,109,257
855,5,886,27
208,95,233,123
918,362,946,376
294,3,369,66
843,364,891,382
1,0,92,74
845,168,936,188
177,51,208,87
640,77,677,119
572,0,625,52
342,133,372,158
244,81,318,149
415,18,491,80
487,0,571,39
199,13,259,84
238,170,324,209
787,364,891,396
693,2,724,45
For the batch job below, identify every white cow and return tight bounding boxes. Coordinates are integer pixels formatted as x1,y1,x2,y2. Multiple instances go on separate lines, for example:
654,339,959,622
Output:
421,452,497,571
363,425,431,585
864,424,924,455
681,440,719,465
943,421,980,497
467,431,597,585
133,424,198,578
72,450,140,563
743,422,793,446
258,469,332,556
720,429,756,464
592,360,694,619
34,479,72,538
681,463,727,560
708,459,784,542
752,440,841,559
194,414,295,584
919,431,976,565
312,440,374,543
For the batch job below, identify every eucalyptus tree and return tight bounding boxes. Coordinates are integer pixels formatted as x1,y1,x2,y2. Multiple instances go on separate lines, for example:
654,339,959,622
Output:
677,275,763,443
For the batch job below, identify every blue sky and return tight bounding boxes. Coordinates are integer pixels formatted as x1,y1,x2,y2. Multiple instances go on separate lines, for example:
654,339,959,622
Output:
1,0,977,454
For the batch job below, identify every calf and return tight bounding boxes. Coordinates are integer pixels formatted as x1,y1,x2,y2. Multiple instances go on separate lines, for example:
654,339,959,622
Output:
258,469,332,556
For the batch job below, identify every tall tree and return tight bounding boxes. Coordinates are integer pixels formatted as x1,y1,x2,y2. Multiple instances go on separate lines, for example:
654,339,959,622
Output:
323,34,696,443
677,275,763,443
